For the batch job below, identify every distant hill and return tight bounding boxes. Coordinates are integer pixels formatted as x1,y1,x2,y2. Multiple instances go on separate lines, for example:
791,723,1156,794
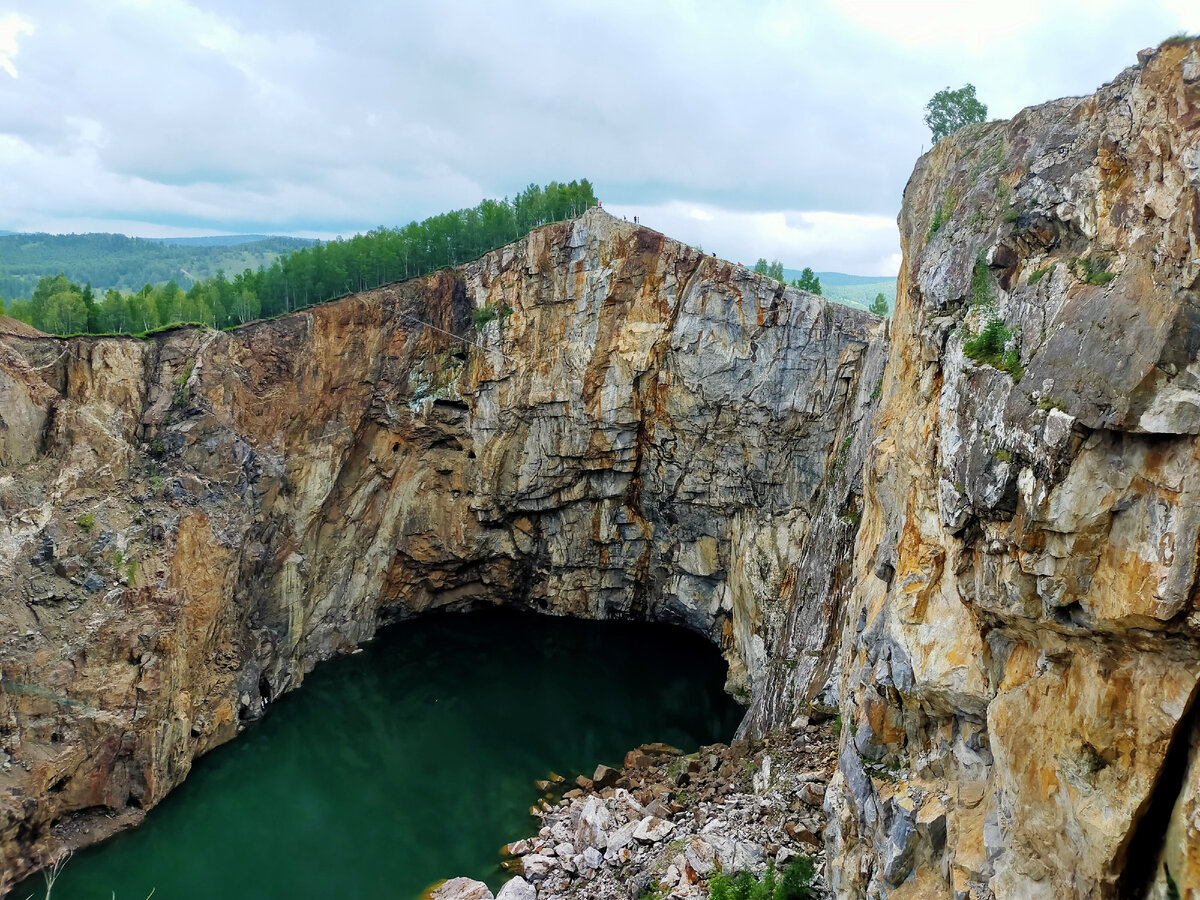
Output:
146,234,318,248
780,269,896,312
0,232,316,300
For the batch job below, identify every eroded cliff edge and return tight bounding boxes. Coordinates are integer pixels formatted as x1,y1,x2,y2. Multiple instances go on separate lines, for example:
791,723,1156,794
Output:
0,210,883,888
827,41,1200,899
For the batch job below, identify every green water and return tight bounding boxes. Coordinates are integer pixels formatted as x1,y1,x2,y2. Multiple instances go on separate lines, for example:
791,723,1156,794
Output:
24,610,743,900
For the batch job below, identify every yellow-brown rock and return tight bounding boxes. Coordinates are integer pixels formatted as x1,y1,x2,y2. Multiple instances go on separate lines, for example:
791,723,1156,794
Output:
827,40,1200,899
0,209,881,889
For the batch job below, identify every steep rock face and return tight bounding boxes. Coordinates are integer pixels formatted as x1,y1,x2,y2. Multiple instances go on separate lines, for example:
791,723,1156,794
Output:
0,209,880,888
827,42,1200,899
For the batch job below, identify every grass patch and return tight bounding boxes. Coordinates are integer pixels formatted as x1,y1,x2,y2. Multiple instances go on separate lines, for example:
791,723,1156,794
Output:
1070,256,1116,286
709,857,816,900
172,360,195,408
926,192,957,240
1037,395,1068,412
1160,32,1199,48
964,317,1023,380
970,255,995,308
471,301,514,329
77,512,95,531
1028,264,1054,285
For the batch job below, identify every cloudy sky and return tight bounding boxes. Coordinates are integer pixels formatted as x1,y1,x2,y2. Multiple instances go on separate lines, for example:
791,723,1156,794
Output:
2,1,1198,275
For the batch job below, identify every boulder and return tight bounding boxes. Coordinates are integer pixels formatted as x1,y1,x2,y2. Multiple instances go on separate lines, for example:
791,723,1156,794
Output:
520,854,555,882
429,877,493,900
632,816,675,843
495,876,536,900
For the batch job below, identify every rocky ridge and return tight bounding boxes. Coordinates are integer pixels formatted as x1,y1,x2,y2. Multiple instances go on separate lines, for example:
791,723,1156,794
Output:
827,39,1200,900
0,207,879,889
0,38,1197,900
430,724,836,900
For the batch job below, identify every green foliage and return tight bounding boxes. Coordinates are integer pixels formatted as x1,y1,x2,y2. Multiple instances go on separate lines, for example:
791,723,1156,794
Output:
471,301,514,329
4,180,597,336
926,193,956,240
753,259,786,281
637,879,668,900
970,255,995,309
1165,863,1181,900
1160,32,1199,48
777,856,816,900
789,267,822,295
1028,265,1053,286
964,316,1022,379
125,558,139,584
869,292,888,316
173,361,195,408
1070,256,1116,285
1036,395,1067,412
924,84,988,144
77,512,95,531
0,234,314,302
708,858,814,900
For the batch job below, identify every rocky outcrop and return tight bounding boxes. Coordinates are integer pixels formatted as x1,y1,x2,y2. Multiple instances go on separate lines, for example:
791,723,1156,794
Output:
0,208,880,889
5,39,1199,900
827,40,1200,899
499,728,837,899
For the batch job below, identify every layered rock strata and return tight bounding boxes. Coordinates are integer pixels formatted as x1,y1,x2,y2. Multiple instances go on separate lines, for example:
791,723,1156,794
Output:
827,40,1200,899
4,39,1200,900
0,209,879,889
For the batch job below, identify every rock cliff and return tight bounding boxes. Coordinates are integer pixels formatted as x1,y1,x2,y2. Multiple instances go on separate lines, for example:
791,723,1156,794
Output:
3,38,1199,900
0,209,880,889
827,40,1200,899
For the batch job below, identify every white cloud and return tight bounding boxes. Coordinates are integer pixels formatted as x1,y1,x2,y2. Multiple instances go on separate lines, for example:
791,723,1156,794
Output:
607,202,901,276
0,0,1196,273
0,12,32,78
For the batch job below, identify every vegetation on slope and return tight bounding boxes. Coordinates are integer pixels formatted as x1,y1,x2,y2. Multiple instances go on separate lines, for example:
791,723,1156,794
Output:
1,180,597,335
0,233,313,300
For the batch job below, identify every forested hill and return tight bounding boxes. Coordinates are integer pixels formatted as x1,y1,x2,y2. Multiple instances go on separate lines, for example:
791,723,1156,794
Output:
1,179,599,335
783,269,896,311
0,233,315,300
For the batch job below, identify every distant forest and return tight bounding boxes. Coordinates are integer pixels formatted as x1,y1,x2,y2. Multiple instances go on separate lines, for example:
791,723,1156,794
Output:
0,234,314,300
1,179,597,336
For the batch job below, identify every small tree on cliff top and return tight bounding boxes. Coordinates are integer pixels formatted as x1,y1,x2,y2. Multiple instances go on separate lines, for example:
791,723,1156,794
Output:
924,84,987,144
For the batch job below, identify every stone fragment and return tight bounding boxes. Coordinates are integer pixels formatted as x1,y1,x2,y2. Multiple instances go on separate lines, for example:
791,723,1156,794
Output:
632,816,675,842
520,854,554,882
684,836,715,875
495,876,536,900
429,877,493,900
575,796,612,851
604,820,639,858
797,781,825,806
592,764,620,788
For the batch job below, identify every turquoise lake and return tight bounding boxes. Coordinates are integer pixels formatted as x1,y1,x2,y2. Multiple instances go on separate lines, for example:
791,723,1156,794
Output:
24,610,743,899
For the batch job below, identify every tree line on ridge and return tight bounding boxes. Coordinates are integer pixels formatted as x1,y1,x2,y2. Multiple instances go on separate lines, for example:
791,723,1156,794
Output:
1,179,598,336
